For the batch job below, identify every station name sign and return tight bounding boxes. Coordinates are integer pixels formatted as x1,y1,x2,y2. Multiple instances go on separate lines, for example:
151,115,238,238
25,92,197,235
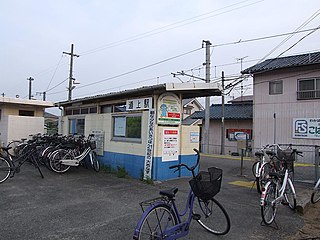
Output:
126,97,152,111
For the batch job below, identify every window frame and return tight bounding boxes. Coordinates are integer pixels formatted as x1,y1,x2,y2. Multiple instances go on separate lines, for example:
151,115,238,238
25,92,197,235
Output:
112,113,142,143
297,77,320,100
269,80,283,95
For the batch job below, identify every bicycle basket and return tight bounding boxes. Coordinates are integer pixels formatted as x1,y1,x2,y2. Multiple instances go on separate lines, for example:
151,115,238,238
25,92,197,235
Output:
189,167,222,201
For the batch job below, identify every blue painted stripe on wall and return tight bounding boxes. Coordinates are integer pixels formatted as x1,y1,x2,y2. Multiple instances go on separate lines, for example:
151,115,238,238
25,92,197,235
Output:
99,151,198,181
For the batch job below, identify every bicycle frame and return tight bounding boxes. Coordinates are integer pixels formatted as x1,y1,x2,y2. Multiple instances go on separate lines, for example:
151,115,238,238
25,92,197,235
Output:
261,169,296,207
59,147,93,166
133,189,196,239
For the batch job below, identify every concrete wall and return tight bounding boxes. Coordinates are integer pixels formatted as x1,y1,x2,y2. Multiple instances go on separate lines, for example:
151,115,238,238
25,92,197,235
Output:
60,112,200,180
0,115,45,145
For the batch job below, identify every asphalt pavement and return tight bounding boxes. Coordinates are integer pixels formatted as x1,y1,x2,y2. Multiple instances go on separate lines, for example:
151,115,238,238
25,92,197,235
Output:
0,154,316,240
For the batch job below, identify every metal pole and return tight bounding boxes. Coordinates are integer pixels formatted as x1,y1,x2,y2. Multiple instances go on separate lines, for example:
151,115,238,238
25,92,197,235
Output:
315,146,319,183
221,71,225,155
203,40,211,154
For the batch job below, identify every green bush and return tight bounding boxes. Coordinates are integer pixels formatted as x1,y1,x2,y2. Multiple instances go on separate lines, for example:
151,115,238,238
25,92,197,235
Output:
117,166,128,178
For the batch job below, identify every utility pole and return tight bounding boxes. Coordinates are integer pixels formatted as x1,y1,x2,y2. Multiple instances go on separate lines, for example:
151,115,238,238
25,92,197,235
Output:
27,77,34,100
236,56,248,101
221,71,225,155
203,40,211,154
63,44,79,101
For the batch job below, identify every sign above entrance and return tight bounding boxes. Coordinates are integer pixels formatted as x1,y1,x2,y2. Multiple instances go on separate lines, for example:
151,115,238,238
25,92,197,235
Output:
126,97,152,111
157,93,181,125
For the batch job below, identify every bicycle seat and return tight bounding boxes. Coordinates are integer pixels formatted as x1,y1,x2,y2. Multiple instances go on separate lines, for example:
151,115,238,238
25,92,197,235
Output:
255,151,263,157
159,187,178,198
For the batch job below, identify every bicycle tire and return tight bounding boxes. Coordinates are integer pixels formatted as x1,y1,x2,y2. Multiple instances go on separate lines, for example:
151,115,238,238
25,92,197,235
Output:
135,203,177,239
0,157,12,183
284,178,296,210
257,163,272,194
311,179,320,204
6,140,21,157
252,161,260,178
49,149,71,173
193,197,230,235
90,151,100,172
261,180,278,225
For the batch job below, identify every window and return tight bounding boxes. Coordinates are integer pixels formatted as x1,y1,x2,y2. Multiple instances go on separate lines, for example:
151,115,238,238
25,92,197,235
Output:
269,80,283,95
68,118,85,135
19,110,34,116
297,78,320,100
113,114,142,142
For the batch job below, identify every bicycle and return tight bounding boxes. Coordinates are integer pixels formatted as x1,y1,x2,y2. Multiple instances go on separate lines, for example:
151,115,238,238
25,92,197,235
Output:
0,142,44,184
311,176,320,204
260,145,302,226
133,149,230,239
49,134,100,173
252,145,278,194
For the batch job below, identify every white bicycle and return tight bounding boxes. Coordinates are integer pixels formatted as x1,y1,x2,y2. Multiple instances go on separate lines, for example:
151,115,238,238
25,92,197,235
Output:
311,176,320,204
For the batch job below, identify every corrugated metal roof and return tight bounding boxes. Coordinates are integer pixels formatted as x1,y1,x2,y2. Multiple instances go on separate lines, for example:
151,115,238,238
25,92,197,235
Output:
191,103,253,120
241,51,320,74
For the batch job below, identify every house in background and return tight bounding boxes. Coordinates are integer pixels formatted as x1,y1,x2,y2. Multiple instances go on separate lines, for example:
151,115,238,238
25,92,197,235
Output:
182,98,203,126
191,96,253,155
242,51,320,163
0,96,54,145
44,111,59,134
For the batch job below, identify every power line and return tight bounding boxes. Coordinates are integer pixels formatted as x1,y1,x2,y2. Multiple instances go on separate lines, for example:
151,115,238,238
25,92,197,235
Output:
79,0,263,56
212,27,320,48
76,47,202,90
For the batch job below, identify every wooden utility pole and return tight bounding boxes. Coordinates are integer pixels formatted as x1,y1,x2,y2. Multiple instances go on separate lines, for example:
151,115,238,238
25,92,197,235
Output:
63,44,79,101
27,77,34,99
203,40,211,154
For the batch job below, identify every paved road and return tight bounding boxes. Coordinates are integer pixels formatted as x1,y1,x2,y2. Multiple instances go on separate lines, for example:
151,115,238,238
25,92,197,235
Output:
0,155,315,239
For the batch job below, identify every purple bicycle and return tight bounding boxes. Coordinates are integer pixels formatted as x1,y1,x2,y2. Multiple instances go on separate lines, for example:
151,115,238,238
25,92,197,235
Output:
133,149,230,239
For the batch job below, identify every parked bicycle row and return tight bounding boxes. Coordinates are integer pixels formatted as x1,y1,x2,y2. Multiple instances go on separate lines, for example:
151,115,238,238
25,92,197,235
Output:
252,144,319,227
0,133,100,184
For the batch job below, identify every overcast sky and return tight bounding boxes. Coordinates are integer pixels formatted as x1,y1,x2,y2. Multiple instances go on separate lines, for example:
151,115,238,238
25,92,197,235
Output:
1,0,320,109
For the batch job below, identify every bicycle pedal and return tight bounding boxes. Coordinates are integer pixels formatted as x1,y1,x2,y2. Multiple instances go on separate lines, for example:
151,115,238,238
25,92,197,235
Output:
281,200,289,206
192,214,201,220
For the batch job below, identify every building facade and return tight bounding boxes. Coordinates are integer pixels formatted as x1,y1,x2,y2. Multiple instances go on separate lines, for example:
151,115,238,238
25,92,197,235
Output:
242,51,320,163
57,82,222,180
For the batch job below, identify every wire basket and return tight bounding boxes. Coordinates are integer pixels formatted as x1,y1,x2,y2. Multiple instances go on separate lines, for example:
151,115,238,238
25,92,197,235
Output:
189,167,222,201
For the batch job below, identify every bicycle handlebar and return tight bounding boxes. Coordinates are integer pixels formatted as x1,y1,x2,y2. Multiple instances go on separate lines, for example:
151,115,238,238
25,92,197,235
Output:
169,148,200,173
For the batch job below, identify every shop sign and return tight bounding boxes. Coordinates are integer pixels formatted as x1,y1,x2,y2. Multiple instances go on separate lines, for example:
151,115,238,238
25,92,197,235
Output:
293,118,320,139
227,129,252,141
157,93,181,125
190,132,199,143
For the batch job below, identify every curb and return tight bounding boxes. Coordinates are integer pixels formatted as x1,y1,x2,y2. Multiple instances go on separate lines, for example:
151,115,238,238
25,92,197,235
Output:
296,187,313,215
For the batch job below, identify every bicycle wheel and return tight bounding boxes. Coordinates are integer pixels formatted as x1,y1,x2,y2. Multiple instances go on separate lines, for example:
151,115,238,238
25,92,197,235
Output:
252,161,260,177
257,163,272,194
284,178,296,210
7,140,21,157
193,197,230,235
311,179,320,204
136,203,177,239
90,151,100,172
0,157,12,183
49,149,71,173
261,180,278,225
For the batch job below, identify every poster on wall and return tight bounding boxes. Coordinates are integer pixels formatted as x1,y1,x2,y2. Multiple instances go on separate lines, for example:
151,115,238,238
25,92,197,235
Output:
157,93,181,125
190,132,199,143
162,129,179,161
114,116,126,136
90,130,104,156
293,118,320,139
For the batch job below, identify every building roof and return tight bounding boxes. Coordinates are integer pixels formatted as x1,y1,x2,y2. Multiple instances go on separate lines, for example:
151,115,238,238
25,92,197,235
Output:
228,95,253,104
56,82,221,107
191,103,253,120
182,98,204,109
0,96,54,107
241,51,320,74
182,115,202,126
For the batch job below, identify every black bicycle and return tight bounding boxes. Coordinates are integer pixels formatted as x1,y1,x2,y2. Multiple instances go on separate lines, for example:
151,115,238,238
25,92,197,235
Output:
0,142,44,184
